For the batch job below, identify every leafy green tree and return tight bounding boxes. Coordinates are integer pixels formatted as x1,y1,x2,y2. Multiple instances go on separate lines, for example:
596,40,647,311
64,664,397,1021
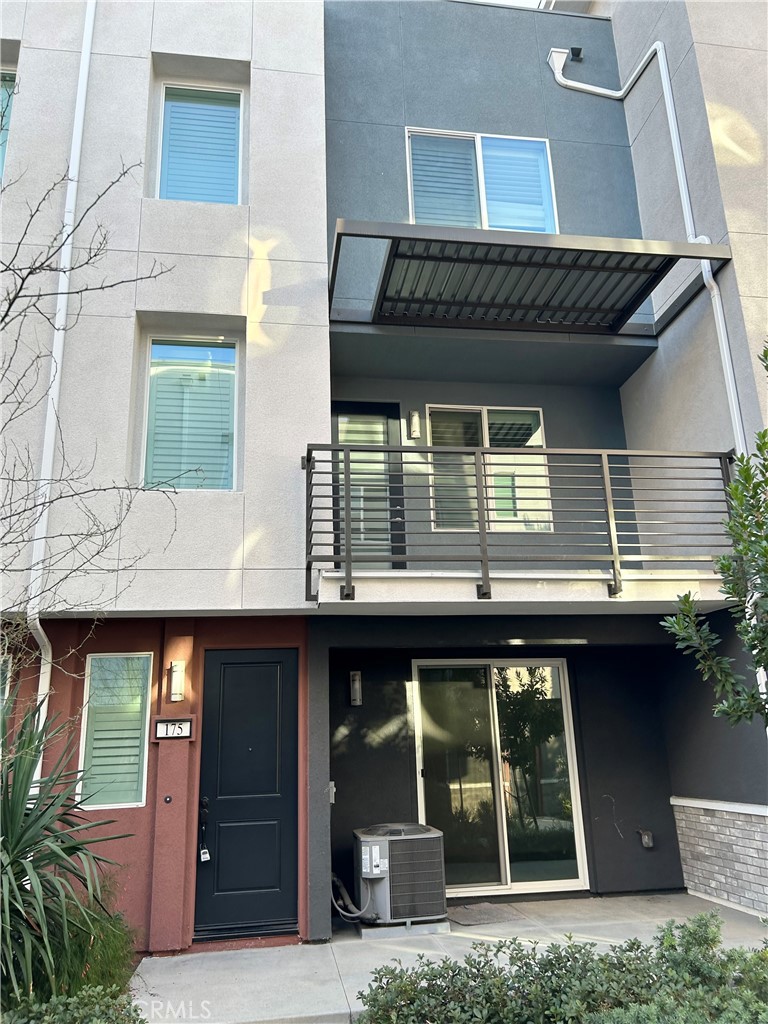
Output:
661,350,767,726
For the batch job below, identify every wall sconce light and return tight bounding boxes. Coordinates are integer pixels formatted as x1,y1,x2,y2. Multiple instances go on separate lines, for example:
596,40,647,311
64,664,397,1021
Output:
169,660,186,702
570,46,584,62
350,670,363,707
408,410,421,439
637,829,654,849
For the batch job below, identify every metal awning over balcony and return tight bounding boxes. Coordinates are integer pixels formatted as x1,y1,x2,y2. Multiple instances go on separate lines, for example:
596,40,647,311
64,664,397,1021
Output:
329,220,730,335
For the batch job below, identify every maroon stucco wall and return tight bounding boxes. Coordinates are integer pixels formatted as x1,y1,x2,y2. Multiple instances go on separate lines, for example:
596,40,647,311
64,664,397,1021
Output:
22,616,308,952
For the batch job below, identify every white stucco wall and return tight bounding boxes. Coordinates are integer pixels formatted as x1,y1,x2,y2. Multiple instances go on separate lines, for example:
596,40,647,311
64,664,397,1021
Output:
2,1,330,614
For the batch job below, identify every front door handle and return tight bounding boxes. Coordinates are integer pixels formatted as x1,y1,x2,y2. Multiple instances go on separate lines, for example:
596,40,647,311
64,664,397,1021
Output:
199,796,211,863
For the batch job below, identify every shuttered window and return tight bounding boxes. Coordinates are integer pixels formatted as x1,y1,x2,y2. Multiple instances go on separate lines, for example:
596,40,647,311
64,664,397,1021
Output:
1,72,16,180
145,341,236,490
159,87,240,204
410,134,481,228
81,655,152,807
481,136,556,232
410,132,556,234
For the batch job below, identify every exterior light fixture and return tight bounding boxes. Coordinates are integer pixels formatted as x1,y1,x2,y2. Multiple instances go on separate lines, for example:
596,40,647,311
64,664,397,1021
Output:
350,670,363,707
169,660,186,702
408,410,421,439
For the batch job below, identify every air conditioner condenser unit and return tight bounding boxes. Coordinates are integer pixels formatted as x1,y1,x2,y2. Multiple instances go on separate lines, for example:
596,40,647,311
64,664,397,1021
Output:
353,823,447,925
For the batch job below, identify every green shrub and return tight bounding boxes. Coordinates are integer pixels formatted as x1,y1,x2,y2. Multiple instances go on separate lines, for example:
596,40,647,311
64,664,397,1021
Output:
357,913,768,1024
1,688,127,1007
54,888,137,996
586,990,768,1023
4,985,146,1024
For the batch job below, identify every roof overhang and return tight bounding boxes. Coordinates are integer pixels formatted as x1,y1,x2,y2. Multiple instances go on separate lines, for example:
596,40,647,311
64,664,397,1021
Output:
329,220,731,336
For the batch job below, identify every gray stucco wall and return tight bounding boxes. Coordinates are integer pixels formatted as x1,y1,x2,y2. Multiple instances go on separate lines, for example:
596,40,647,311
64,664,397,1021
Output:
324,1,642,250
311,612,767,934
331,377,628,449
661,610,768,804
324,634,687,902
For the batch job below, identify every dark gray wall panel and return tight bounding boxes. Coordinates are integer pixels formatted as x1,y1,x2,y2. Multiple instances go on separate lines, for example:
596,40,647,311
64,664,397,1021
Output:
325,119,409,229
571,648,684,893
551,140,642,238
324,1,404,125
328,649,419,891
661,610,768,804
534,13,628,146
400,2,546,136
332,376,628,449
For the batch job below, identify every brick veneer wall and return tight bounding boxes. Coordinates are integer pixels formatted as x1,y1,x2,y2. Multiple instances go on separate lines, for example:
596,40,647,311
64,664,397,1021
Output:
671,799,768,915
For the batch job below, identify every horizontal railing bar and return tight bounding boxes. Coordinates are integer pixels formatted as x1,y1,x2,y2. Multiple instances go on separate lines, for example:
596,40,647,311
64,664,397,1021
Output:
307,444,730,460
306,441,731,594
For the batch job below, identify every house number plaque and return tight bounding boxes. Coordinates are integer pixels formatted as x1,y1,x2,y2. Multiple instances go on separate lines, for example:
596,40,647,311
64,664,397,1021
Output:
153,716,195,741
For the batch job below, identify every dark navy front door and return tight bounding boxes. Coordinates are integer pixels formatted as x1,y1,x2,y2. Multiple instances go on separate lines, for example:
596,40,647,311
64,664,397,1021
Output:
195,649,299,938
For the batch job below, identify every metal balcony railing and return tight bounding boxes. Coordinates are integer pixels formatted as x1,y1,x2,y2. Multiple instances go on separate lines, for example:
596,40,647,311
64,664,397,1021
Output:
304,445,733,600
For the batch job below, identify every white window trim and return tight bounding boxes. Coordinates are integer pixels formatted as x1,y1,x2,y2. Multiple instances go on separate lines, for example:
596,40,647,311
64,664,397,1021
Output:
156,82,244,205
78,652,154,811
405,126,560,233
1,654,12,699
1,68,18,184
141,334,240,493
408,657,589,896
425,403,552,533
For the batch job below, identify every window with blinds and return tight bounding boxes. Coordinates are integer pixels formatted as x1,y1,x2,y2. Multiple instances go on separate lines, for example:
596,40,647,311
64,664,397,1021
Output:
1,72,16,179
428,406,550,531
81,655,152,807
409,132,556,234
145,340,236,490
159,87,241,204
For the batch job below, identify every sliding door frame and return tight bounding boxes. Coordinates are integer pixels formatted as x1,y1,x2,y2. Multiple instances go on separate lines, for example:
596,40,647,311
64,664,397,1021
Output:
408,657,590,896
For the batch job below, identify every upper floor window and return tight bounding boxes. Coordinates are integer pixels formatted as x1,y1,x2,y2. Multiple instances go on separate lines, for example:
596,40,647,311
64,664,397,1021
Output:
159,86,241,204
144,340,236,490
408,130,557,234
427,406,551,531
1,71,16,180
80,654,152,808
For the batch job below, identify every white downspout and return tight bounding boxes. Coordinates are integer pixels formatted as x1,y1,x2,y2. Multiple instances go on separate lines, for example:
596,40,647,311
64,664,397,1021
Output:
547,44,749,457
27,0,97,745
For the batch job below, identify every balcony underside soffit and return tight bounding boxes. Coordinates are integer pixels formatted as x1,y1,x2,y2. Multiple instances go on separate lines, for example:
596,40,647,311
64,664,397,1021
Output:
329,220,731,338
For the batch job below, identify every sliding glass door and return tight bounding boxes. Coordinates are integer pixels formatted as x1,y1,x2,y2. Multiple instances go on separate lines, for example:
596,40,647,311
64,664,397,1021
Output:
413,660,587,893
417,666,502,886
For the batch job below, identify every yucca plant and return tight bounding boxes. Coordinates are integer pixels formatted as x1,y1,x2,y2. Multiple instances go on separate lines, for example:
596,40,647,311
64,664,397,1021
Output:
0,686,124,1008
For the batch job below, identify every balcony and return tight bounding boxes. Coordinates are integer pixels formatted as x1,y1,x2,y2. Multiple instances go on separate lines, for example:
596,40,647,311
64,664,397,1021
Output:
304,444,732,609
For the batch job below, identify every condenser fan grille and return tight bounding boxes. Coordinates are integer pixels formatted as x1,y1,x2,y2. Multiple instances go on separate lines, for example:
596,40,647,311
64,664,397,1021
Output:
389,836,447,920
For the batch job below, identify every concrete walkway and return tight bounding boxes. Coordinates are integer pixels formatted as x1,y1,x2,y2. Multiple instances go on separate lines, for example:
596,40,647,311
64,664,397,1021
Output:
132,893,766,1024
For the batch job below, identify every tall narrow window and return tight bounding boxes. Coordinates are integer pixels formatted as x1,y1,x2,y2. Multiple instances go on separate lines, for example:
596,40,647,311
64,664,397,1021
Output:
145,341,236,490
1,72,16,179
81,655,152,807
159,87,241,204
409,132,557,234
